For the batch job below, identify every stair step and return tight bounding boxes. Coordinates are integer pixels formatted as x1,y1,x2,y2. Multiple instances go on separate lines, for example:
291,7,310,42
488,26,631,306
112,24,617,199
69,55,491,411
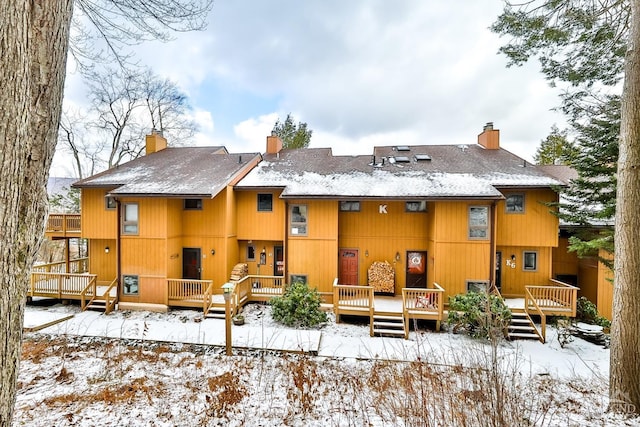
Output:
508,332,540,339
374,328,405,336
373,315,403,321
373,321,404,328
509,325,536,331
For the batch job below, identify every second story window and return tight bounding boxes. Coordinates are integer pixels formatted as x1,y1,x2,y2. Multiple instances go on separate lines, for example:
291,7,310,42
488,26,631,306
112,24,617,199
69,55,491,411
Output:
406,201,427,212
258,193,273,212
340,201,360,212
122,203,139,235
290,204,307,236
468,206,489,240
184,199,203,210
505,194,525,213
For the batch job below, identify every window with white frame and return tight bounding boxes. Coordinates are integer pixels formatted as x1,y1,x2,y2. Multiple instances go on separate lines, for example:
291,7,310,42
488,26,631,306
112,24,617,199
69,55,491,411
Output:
468,206,489,239
466,280,489,293
505,194,525,213
340,201,360,212
405,201,427,212
258,194,273,212
122,203,139,235
290,204,307,236
523,251,538,271
122,275,139,295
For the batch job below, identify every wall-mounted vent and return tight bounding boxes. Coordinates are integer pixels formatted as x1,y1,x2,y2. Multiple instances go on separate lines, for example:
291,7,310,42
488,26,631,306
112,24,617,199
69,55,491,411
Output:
415,154,432,161
396,145,410,152
394,156,411,163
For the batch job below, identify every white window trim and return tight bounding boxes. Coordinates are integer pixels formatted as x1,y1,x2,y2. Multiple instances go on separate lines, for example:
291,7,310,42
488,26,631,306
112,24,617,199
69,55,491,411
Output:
468,205,489,240
122,203,139,235
290,204,308,236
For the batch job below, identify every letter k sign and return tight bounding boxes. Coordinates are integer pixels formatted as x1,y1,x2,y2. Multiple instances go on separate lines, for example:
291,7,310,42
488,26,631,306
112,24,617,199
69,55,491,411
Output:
379,204,388,214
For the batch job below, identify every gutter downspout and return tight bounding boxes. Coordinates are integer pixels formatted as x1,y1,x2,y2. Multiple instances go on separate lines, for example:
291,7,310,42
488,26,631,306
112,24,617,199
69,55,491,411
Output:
116,198,121,292
284,201,289,283
489,201,497,286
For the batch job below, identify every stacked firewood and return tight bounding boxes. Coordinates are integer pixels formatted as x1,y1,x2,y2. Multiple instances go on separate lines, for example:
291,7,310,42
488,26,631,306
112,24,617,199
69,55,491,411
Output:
230,263,249,281
368,261,395,293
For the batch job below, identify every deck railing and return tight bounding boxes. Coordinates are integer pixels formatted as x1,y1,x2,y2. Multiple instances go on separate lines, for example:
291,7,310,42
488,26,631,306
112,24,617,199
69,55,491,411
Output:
29,272,97,299
45,214,81,234
32,258,89,274
102,278,118,314
167,279,213,304
234,275,285,301
525,279,578,317
402,283,445,337
333,281,375,335
524,287,547,343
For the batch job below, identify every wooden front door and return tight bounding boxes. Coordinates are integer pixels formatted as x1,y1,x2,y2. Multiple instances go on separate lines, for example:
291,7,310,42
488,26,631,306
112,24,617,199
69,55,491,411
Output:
406,251,427,288
182,248,201,280
274,245,284,276
339,249,359,285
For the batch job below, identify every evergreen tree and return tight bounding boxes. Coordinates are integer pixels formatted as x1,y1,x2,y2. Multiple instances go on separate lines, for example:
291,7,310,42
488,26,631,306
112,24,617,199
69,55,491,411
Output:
272,113,313,149
534,125,579,165
555,96,619,269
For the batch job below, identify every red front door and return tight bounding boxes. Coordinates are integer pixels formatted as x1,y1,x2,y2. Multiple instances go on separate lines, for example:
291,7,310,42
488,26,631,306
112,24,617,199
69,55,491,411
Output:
339,249,359,285
406,251,427,288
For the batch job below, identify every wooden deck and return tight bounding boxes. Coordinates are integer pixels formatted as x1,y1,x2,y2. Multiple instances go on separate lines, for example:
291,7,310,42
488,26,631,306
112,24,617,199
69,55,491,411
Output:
44,213,81,239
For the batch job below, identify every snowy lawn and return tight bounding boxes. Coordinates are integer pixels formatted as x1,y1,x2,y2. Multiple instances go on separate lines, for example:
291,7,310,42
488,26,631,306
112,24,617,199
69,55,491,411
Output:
14,302,639,426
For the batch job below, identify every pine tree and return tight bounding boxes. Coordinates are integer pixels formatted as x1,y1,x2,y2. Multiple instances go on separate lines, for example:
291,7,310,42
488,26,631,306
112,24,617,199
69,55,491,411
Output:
272,113,313,149
534,125,579,165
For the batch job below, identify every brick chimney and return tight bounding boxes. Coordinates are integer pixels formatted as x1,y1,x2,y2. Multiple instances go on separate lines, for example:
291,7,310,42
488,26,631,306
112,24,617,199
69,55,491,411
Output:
145,130,167,155
266,131,283,154
478,122,500,150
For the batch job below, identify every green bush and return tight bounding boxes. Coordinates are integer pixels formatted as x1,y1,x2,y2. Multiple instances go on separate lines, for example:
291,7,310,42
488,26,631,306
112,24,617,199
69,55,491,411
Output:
270,282,328,328
576,296,611,328
447,292,512,339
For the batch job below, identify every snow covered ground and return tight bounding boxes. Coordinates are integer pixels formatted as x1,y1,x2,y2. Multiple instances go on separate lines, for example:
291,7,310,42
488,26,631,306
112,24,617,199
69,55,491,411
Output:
14,301,639,426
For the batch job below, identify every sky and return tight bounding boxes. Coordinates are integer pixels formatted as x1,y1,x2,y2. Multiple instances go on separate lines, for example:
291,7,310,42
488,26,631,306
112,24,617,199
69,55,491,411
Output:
53,0,567,177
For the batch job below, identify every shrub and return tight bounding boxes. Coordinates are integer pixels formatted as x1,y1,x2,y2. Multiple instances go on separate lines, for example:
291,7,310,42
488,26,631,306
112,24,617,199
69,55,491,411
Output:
576,296,611,328
447,292,512,339
270,282,328,328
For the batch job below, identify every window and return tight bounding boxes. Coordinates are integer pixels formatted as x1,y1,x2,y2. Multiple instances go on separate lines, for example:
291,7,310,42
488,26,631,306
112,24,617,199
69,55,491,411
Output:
523,251,538,271
468,206,489,239
290,274,307,285
505,194,525,213
122,203,139,235
466,280,489,293
340,201,360,212
290,204,307,236
105,196,116,210
184,199,203,210
122,275,139,295
247,245,255,261
406,201,427,212
258,194,273,212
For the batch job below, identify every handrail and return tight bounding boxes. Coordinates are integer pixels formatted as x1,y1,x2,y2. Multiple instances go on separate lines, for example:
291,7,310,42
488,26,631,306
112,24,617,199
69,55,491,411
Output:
80,276,98,311
203,281,215,314
526,279,578,317
524,287,546,343
32,258,89,274
102,278,118,314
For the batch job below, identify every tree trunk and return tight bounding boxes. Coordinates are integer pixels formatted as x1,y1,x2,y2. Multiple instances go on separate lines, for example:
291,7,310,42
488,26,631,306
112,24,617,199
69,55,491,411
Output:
610,0,640,416
0,2,73,424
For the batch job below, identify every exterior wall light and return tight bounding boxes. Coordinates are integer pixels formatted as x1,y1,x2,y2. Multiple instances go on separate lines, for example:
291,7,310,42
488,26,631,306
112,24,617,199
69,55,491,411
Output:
105,246,110,254
395,252,401,262
211,249,216,255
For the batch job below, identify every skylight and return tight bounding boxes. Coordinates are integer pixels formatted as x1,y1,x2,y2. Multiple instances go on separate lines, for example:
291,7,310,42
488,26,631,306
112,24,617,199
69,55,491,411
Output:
415,154,432,161
396,146,410,151
394,156,411,163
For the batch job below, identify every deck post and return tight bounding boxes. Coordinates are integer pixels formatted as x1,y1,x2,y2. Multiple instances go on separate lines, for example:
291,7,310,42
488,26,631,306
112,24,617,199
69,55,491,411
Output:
222,282,234,356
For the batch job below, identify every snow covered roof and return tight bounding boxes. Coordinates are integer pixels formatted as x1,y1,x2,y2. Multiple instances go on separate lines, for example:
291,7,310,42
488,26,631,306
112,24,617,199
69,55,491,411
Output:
73,147,262,198
236,145,564,199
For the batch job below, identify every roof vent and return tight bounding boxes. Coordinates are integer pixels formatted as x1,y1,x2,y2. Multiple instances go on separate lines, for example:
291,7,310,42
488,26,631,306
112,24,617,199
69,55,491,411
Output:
415,154,432,161
238,155,242,164
458,144,468,152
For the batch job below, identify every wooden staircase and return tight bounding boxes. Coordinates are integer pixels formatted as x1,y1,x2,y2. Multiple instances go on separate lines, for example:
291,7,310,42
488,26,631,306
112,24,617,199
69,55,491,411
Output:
205,305,226,319
507,309,542,342
372,313,406,338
